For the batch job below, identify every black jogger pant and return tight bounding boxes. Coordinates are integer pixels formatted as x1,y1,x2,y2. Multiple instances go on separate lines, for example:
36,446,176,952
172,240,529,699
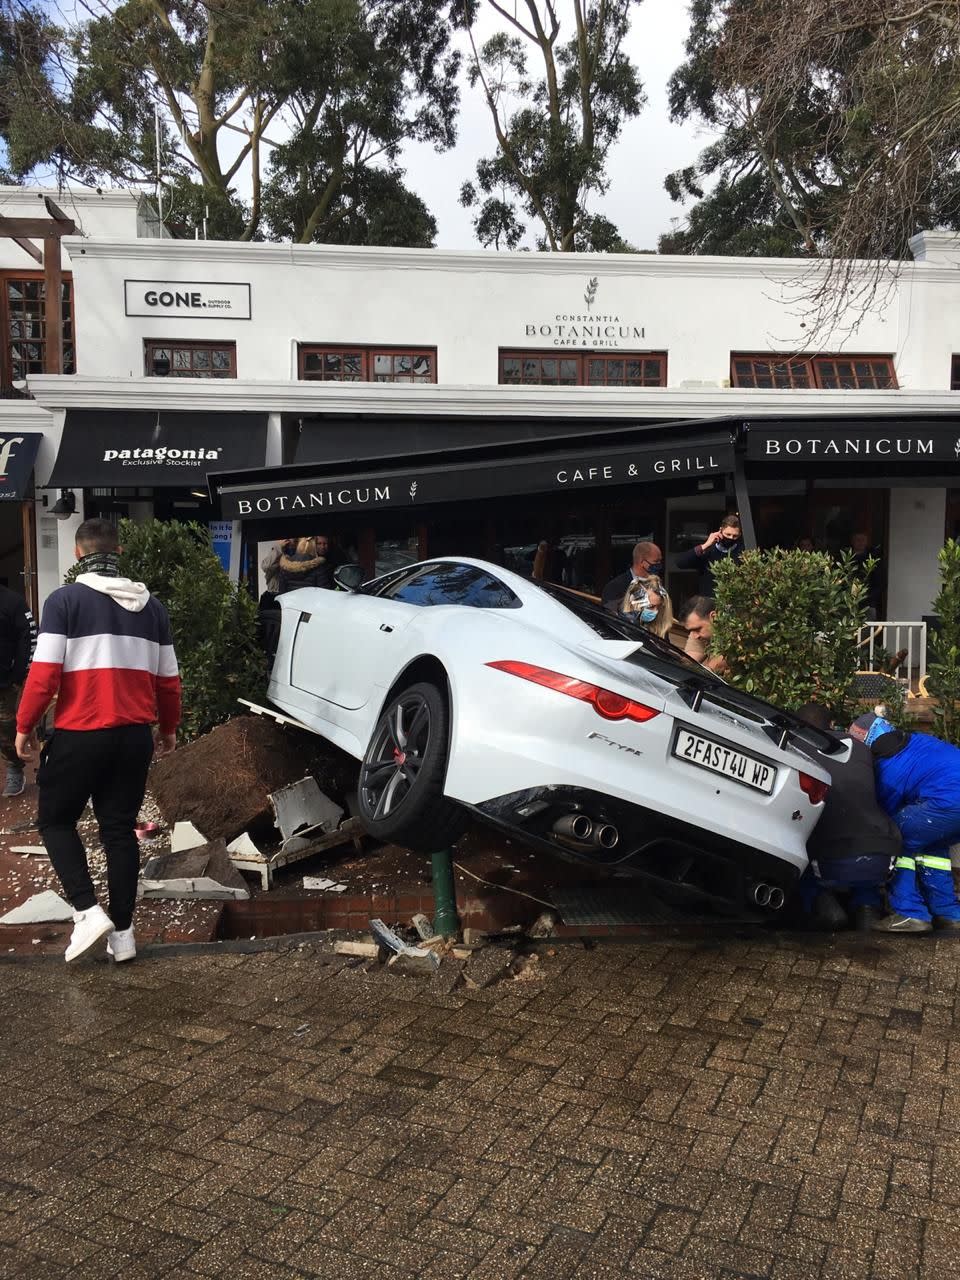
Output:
38,725,155,931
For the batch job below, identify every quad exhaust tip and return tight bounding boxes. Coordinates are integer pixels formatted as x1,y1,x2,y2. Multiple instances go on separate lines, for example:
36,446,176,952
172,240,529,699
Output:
752,883,785,910
551,814,620,849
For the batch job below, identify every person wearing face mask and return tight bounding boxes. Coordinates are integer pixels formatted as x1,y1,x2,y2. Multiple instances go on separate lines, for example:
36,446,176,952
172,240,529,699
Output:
677,515,745,594
601,541,663,615
620,574,675,638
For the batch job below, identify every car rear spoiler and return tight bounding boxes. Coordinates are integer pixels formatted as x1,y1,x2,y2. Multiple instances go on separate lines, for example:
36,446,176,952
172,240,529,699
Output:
674,677,845,757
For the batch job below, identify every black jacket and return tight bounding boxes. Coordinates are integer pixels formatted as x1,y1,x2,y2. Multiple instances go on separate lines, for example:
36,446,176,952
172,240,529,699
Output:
601,569,633,613
0,586,36,688
676,539,744,593
807,737,902,863
277,551,341,593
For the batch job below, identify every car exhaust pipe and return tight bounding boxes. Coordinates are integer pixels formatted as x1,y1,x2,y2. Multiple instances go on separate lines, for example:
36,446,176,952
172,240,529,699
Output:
752,883,772,907
595,823,619,850
552,813,593,842
767,887,785,910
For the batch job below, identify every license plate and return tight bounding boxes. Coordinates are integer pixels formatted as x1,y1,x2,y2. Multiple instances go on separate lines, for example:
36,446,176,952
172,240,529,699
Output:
672,727,776,794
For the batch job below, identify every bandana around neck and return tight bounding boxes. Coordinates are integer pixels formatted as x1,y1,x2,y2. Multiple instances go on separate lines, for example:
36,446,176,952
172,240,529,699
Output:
76,550,121,578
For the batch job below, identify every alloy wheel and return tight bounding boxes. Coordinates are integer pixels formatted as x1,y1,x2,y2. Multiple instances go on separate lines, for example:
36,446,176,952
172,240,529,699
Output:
360,691,432,821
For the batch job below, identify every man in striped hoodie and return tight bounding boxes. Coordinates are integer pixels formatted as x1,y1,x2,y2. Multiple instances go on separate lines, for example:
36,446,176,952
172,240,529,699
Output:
15,519,181,963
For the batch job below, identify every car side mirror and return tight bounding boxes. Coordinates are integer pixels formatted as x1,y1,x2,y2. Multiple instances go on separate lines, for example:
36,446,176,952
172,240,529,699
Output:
334,563,365,592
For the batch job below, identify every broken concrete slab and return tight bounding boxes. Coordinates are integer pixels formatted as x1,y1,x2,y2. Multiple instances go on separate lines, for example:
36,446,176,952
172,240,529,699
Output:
0,889,74,925
9,845,45,856
302,876,347,892
334,940,379,958
226,832,261,859
140,839,250,900
140,876,248,901
170,822,206,852
270,777,343,846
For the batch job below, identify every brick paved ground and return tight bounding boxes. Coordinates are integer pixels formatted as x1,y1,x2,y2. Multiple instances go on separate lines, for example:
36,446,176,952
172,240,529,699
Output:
2,933,960,1279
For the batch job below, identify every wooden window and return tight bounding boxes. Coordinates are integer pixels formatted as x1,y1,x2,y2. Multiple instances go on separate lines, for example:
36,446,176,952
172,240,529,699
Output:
731,353,897,390
498,350,667,387
144,339,236,378
298,345,436,383
1,272,74,396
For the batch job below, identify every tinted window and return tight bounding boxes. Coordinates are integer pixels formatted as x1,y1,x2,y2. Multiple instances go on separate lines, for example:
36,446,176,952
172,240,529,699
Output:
381,562,521,609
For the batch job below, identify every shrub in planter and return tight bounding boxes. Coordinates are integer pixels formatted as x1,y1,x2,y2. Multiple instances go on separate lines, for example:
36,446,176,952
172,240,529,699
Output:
710,548,870,717
67,519,264,742
928,538,960,747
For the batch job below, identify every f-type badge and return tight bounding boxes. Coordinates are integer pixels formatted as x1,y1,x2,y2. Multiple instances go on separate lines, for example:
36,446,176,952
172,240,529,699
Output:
588,731,643,758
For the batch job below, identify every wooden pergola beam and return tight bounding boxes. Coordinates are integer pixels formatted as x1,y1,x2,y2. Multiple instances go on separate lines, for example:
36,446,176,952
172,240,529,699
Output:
0,216,76,238
11,236,42,265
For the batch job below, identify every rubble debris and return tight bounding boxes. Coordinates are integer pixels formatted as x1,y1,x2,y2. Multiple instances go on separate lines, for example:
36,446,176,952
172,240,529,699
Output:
463,928,488,947
9,846,45,856
387,950,441,977
140,840,250,901
170,822,206,852
149,715,355,842
510,953,543,983
1,890,74,925
369,918,440,972
528,911,558,939
302,876,347,891
411,912,434,940
226,832,261,859
334,940,379,958
462,944,515,989
271,777,344,852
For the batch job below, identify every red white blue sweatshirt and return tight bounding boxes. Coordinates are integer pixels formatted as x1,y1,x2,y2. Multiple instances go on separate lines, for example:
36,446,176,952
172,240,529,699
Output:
16,573,181,736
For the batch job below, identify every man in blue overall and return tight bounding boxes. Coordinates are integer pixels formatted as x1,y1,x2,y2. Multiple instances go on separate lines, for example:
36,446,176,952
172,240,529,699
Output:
851,714,960,933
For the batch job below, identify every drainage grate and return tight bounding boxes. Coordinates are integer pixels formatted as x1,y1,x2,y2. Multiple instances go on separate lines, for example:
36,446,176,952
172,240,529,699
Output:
548,885,757,927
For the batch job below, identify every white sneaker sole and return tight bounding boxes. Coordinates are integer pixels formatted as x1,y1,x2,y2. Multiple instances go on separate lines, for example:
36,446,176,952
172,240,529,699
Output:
106,943,136,963
65,917,114,963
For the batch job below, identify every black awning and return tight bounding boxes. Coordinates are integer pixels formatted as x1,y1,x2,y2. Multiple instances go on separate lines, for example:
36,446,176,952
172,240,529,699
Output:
745,416,960,463
0,431,42,501
49,410,269,489
214,430,736,520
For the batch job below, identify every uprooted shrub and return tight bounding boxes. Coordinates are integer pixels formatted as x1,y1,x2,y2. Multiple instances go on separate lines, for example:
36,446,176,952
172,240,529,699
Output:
710,548,870,718
927,538,960,747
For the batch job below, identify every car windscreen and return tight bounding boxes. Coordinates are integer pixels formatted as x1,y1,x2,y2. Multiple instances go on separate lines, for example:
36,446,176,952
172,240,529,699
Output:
536,582,844,757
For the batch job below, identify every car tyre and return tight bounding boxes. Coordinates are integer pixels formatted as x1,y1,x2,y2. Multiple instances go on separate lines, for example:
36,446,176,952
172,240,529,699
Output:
357,680,468,852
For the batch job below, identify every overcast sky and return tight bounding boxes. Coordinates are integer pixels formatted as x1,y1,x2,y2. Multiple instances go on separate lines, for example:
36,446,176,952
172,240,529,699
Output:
401,0,709,250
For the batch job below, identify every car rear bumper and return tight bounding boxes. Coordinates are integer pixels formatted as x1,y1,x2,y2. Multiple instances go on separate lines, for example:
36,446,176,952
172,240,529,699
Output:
471,786,805,913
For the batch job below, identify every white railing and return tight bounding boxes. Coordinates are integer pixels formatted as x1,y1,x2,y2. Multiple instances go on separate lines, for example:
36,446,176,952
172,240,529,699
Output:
856,620,928,689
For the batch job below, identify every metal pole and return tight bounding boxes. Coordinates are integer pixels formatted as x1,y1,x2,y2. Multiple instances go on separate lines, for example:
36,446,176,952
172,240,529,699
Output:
431,849,459,939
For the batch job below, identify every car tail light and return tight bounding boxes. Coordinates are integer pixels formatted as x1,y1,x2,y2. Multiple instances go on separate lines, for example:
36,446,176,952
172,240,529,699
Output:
799,771,829,805
487,660,659,724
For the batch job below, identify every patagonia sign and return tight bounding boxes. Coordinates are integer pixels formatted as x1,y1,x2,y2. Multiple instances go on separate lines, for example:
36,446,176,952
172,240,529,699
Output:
103,446,223,469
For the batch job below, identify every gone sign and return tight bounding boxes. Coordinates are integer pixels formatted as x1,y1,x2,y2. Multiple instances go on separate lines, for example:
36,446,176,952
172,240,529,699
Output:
123,280,251,320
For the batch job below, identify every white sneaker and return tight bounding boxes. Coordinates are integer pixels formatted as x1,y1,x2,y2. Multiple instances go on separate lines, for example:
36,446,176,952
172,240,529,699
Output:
106,927,136,963
65,904,115,963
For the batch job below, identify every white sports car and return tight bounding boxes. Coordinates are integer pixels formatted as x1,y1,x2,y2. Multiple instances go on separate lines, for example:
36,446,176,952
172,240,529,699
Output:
268,557,839,913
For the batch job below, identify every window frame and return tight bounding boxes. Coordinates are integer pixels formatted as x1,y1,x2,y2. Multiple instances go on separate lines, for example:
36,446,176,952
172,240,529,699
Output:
951,355,960,390
730,352,898,390
498,348,668,388
297,344,438,383
0,269,75,393
143,338,237,379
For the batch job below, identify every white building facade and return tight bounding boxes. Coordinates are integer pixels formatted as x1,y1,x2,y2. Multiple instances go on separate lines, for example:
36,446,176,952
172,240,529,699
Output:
5,190,960,619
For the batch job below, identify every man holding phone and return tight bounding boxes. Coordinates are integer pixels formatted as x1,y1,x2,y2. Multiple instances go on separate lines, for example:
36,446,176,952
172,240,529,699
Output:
677,515,744,594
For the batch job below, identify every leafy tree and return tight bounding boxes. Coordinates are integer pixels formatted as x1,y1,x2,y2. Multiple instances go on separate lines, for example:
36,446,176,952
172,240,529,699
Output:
662,0,960,297
710,549,870,719
928,539,960,748
1,0,463,247
461,0,645,251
